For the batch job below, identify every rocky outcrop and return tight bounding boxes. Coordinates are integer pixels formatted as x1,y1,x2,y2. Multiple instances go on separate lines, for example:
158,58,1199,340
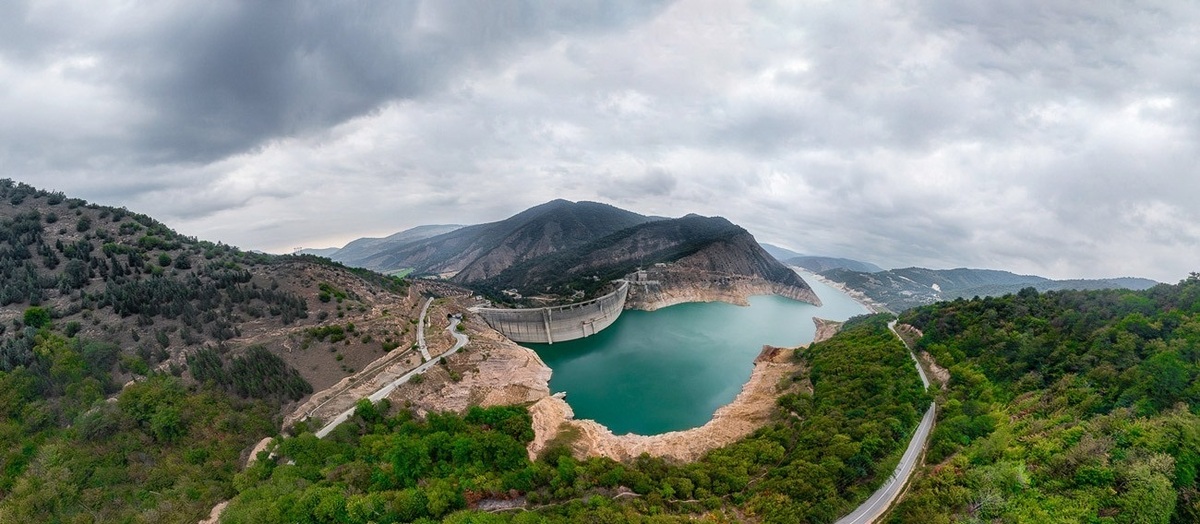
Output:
384,307,551,415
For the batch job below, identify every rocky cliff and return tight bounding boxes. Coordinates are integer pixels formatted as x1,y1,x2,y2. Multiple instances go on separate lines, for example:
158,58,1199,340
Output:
625,265,821,311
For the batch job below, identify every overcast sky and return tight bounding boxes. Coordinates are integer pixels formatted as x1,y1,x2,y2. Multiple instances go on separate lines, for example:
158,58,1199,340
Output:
4,1,1199,282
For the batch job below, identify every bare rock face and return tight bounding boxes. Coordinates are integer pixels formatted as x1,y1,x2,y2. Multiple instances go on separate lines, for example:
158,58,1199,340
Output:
625,264,821,311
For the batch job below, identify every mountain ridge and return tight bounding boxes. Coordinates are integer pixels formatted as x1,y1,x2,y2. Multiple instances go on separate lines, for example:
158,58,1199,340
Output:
822,265,1159,311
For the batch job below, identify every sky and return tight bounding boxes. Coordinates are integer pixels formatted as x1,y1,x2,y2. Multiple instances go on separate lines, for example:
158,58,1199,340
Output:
3,1,1199,283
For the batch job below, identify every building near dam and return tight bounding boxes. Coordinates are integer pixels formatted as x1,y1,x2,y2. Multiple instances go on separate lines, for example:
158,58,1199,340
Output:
474,281,629,344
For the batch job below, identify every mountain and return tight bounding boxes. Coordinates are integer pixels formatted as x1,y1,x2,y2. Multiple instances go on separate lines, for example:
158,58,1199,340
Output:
323,224,463,268
478,214,820,305
296,247,340,257
787,255,884,274
759,243,884,273
362,200,657,279
822,266,1159,311
0,179,434,404
760,243,804,261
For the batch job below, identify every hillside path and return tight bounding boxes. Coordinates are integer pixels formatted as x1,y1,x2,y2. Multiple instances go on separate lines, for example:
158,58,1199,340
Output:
835,320,936,524
417,297,433,361
314,314,468,438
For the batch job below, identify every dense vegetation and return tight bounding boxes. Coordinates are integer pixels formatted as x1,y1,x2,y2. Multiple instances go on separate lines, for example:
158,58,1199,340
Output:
0,179,315,367
0,179,423,406
890,278,1200,523
0,321,277,522
188,345,313,403
220,314,929,522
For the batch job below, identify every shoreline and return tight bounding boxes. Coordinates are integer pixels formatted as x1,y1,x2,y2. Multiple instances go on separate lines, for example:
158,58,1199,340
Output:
791,266,888,314
525,316,842,463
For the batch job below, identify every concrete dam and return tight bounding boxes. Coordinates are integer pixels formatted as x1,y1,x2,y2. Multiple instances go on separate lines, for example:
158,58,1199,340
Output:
475,282,629,344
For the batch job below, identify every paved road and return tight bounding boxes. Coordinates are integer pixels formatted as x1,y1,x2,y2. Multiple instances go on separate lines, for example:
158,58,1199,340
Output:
417,297,433,361
314,315,469,438
891,320,930,389
834,320,936,524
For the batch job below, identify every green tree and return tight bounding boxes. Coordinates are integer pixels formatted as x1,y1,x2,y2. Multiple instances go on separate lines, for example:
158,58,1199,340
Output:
22,306,50,329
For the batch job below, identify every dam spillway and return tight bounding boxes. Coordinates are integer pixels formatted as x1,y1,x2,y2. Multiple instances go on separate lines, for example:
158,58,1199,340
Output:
474,281,629,344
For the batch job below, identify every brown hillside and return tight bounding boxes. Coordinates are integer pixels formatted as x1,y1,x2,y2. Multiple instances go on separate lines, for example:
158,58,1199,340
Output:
0,180,439,413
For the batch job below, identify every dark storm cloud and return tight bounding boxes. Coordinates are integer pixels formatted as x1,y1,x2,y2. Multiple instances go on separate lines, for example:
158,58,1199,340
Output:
5,0,1200,283
3,0,671,164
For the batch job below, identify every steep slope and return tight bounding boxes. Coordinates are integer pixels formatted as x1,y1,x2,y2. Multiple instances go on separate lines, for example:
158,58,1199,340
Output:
480,214,820,306
0,179,431,405
787,255,884,273
822,266,1158,311
324,224,463,268
370,199,656,278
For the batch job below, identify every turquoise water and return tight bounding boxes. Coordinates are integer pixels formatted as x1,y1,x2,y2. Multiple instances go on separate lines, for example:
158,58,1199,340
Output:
525,271,868,435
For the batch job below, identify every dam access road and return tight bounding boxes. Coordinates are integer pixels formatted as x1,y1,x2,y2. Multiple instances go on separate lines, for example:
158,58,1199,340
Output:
835,320,936,524
313,302,469,439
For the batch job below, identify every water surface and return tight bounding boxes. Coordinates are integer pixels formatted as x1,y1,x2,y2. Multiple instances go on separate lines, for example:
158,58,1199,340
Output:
526,271,867,435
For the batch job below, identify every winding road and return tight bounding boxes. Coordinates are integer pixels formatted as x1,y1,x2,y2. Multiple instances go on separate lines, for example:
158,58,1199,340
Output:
313,305,469,438
834,320,937,524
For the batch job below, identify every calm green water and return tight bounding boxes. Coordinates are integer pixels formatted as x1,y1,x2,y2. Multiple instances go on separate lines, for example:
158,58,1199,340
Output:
525,271,868,435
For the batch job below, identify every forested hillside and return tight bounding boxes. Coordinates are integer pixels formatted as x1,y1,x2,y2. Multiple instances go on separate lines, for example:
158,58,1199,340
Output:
0,180,432,522
890,277,1200,523
0,318,278,521
0,179,425,399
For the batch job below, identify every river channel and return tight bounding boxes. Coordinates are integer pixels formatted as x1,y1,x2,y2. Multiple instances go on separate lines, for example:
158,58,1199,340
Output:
525,270,868,435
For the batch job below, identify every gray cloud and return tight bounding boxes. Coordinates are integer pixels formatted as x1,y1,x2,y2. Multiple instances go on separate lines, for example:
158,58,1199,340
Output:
4,0,1200,283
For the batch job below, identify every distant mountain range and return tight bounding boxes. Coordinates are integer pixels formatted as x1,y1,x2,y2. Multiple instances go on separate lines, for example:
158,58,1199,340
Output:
789,256,884,274
821,266,1159,312
759,243,884,273
297,224,464,267
316,200,813,302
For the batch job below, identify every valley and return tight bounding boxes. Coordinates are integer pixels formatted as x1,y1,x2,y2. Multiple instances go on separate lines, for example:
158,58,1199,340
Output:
0,180,1193,523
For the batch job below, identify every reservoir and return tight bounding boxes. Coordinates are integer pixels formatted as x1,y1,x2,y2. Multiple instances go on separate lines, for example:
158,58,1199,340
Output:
525,271,869,435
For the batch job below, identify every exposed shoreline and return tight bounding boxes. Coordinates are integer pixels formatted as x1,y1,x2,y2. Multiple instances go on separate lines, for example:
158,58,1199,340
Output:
792,266,888,314
524,317,842,462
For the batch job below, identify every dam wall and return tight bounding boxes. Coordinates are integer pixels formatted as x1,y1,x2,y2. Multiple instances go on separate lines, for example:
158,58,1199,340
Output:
476,282,629,344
